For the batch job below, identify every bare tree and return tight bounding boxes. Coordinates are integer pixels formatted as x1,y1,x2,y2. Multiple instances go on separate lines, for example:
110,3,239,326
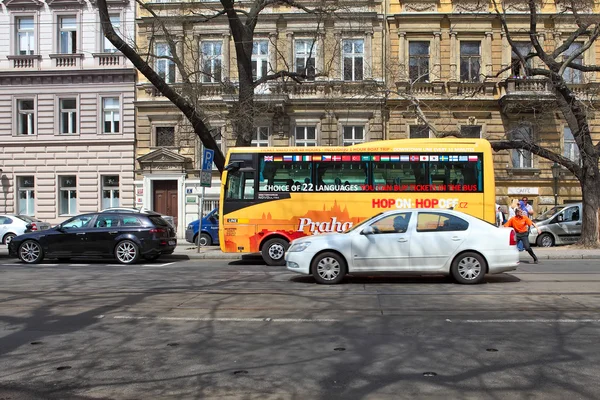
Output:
489,0,600,246
97,0,330,172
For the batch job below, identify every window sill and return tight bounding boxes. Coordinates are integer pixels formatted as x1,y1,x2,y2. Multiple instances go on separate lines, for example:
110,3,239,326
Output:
506,168,541,177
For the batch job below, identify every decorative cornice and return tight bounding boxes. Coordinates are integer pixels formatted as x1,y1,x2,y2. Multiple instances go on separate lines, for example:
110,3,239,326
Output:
0,68,135,86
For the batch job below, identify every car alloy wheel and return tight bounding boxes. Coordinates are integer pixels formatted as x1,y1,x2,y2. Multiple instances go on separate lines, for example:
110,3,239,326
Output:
451,252,486,284
537,233,555,247
261,238,289,266
115,240,140,264
311,252,347,285
19,240,44,264
4,233,16,245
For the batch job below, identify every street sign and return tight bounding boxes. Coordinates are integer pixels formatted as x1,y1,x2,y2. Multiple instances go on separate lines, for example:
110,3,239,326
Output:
201,148,214,188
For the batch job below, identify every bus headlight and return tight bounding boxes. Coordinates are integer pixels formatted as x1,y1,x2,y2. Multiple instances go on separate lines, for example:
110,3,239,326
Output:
289,242,311,252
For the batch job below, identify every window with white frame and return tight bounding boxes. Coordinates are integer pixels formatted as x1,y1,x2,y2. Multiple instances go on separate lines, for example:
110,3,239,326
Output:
343,39,364,81
102,15,121,53
460,41,480,82
295,126,317,146
342,126,364,146
409,41,429,82
101,175,120,209
59,16,77,54
295,39,316,80
102,97,120,133
460,125,481,138
16,17,35,55
511,42,533,77
59,98,77,134
59,176,77,215
156,43,176,83
562,42,584,84
252,40,269,81
17,99,35,135
201,41,222,83
251,127,269,147
563,127,580,164
511,125,533,168
17,176,35,215
155,126,175,146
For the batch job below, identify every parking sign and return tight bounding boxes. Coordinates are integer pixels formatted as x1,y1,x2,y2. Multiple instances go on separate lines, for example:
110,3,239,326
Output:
201,148,214,188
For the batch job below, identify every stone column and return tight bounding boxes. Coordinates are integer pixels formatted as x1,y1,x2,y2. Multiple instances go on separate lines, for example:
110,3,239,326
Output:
450,31,457,81
433,31,441,81
485,32,493,77
501,31,509,79
286,31,294,73
222,33,230,81
365,30,373,79
334,31,342,79
317,32,325,79
398,31,406,80
269,32,278,73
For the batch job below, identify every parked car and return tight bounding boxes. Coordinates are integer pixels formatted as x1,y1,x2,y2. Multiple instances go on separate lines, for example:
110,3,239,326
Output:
285,209,519,285
8,212,176,264
101,207,176,230
185,208,219,246
529,203,582,247
0,214,52,245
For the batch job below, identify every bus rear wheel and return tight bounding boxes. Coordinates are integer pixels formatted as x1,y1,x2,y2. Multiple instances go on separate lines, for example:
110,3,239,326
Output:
262,238,289,266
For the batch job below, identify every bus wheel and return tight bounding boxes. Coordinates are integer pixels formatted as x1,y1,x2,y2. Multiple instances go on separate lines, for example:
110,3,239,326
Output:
311,252,346,285
262,238,289,266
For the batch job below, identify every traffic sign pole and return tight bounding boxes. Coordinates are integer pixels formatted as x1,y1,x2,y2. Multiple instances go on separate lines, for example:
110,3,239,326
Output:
197,147,214,253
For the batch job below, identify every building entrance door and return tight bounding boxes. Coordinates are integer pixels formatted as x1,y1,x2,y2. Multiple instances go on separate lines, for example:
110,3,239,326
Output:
153,180,178,227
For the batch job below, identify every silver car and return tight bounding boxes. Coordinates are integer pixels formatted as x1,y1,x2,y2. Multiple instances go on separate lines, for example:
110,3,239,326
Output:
0,214,52,245
529,203,582,247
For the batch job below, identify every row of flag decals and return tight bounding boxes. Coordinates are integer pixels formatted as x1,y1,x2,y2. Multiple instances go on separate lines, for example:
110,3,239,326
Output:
264,155,479,162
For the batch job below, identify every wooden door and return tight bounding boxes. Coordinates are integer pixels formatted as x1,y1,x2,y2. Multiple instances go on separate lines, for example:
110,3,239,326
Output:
153,180,178,226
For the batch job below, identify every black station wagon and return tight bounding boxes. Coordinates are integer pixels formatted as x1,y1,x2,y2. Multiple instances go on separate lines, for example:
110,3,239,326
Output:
8,212,177,264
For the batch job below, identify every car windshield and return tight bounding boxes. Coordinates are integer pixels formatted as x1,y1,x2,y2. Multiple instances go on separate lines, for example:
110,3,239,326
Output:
344,212,384,233
534,206,562,222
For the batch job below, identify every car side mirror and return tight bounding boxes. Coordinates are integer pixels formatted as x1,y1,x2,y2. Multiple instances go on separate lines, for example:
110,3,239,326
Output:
56,225,65,232
557,215,564,223
362,226,375,235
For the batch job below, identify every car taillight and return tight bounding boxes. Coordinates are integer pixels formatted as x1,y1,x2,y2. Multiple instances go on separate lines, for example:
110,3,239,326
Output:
30,223,38,231
509,229,517,246
149,228,166,234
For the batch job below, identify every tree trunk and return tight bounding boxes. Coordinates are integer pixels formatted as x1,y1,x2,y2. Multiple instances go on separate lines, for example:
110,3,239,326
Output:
579,166,600,247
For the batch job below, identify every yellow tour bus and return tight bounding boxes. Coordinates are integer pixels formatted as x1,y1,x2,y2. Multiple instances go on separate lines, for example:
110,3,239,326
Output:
219,138,496,265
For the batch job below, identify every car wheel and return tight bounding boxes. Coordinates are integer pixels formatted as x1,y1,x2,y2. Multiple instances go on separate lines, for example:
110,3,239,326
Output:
18,240,44,264
197,233,212,247
537,233,555,247
114,240,140,265
451,252,486,284
311,252,347,285
143,254,160,261
3,233,16,245
261,238,289,266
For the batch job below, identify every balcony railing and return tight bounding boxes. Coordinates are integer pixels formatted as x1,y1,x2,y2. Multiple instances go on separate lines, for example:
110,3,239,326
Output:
93,53,124,67
7,55,41,69
49,53,83,68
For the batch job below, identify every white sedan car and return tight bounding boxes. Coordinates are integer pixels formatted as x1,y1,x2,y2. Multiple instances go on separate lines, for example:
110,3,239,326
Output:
285,209,519,285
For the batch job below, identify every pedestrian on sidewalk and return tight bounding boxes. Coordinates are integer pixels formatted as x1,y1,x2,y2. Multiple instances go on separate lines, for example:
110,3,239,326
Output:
504,208,540,264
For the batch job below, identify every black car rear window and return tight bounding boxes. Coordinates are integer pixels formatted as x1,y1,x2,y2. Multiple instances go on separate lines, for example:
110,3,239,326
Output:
148,216,169,227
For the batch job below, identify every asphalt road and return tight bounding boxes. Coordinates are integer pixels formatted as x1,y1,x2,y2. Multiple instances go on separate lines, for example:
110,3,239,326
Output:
0,257,599,400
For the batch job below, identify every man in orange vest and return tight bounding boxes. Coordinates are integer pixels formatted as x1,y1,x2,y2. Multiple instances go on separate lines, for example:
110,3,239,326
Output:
504,208,540,264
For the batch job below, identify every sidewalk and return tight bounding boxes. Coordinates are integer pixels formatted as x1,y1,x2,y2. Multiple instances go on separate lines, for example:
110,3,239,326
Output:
1,244,600,261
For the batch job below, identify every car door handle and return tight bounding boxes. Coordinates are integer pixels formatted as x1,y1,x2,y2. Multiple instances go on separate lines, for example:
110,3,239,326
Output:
451,236,462,241
109,231,118,234
397,238,408,242
76,232,86,235
575,223,581,225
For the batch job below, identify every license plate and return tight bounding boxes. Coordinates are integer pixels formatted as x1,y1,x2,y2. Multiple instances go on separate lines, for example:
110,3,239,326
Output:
168,240,176,246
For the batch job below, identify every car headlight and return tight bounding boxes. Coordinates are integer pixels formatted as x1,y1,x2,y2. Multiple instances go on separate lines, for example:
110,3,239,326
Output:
530,227,538,234
289,242,311,252
187,225,192,230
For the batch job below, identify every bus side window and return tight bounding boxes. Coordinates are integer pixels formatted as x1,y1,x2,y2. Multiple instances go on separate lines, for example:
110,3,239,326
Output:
226,170,255,200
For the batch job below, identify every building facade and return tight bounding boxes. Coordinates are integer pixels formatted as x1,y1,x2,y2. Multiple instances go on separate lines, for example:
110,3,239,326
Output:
133,0,599,233
0,0,136,225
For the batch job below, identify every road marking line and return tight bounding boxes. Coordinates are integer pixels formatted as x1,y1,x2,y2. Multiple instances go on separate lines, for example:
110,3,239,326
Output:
456,319,600,323
110,315,339,323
